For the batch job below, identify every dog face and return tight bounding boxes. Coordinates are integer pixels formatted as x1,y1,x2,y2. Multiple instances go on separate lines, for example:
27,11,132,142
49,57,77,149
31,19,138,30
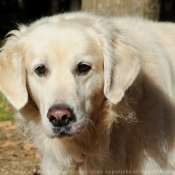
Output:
24,24,105,137
0,13,140,138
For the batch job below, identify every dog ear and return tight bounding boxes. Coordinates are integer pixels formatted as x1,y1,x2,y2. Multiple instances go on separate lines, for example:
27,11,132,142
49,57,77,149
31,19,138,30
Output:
103,30,141,105
0,36,28,110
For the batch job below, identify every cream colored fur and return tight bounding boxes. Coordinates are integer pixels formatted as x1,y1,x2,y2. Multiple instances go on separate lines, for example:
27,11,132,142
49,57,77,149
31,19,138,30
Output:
0,12,175,175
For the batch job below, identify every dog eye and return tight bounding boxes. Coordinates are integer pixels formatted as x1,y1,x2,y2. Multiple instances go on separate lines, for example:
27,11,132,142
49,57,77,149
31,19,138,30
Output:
35,65,46,76
76,63,91,75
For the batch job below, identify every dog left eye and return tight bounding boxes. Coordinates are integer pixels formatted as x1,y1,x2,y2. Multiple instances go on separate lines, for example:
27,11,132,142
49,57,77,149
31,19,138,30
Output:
76,63,91,75
35,65,46,76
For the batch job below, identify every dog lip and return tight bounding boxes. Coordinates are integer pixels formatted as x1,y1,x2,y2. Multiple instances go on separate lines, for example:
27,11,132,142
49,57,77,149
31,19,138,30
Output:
51,125,83,138
52,130,75,138
52,126,71,137
56,131,71,137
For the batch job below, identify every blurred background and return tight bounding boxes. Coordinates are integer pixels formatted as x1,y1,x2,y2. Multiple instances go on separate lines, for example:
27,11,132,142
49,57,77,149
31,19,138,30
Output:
0,0,175,40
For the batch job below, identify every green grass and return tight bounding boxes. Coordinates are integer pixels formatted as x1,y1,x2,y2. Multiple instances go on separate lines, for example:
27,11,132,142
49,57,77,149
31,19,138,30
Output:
0,94,13,121
0,41,13,121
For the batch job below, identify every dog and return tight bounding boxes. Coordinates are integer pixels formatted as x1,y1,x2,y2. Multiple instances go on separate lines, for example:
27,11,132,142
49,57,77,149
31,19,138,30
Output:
0,12,175,175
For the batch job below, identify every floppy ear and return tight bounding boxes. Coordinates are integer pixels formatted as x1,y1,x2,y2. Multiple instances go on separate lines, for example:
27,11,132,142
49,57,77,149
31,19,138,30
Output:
0,36,28,110
103,30,141,104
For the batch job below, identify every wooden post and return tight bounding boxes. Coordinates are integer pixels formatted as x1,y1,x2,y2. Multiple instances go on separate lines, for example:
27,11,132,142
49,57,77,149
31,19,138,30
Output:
82,0,160,20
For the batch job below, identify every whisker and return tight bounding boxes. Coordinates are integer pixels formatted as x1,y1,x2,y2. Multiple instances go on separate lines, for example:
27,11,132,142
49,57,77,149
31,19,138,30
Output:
84,115,96,127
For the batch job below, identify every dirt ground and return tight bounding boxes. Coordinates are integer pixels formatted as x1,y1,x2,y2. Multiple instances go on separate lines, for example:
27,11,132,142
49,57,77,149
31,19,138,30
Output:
0,121,41,175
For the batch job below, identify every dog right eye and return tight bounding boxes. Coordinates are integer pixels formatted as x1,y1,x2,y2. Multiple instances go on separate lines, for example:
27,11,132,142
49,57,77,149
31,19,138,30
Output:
76,63,91,76
35,65,46,76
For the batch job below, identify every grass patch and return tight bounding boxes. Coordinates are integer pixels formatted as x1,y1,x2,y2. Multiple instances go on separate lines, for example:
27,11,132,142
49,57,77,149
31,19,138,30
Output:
0,94,14,121
0,41,13,121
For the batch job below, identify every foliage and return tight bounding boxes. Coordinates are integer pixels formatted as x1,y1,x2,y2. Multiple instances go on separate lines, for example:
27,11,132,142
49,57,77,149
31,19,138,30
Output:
0,94,13,121
0,40,13,121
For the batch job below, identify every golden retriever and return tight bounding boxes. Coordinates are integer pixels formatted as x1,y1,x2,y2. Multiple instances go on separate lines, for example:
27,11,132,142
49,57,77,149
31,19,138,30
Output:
0,12,175,175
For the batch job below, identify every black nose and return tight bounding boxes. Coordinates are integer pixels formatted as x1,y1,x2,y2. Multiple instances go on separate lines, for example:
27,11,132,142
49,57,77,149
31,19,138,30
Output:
47,105,73,127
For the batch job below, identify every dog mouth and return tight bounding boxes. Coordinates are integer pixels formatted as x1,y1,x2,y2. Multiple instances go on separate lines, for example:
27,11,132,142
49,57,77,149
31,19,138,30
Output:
49,122,86,138
52,126,72,138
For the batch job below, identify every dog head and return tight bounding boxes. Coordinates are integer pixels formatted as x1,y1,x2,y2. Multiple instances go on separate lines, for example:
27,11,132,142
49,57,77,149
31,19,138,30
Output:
0,13,141,138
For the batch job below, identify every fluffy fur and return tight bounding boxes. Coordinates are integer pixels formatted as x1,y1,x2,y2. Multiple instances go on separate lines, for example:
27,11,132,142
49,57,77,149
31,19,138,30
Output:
0,12,175,175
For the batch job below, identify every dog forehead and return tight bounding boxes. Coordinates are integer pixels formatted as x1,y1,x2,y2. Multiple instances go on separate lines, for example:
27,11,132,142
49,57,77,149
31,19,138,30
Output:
24,22,102,67
28,21,88,40
26,23,96,54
